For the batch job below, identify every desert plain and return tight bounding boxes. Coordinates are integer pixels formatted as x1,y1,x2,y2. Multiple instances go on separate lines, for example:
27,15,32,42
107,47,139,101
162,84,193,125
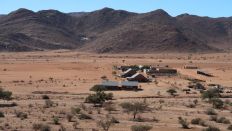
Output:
0,50,232,131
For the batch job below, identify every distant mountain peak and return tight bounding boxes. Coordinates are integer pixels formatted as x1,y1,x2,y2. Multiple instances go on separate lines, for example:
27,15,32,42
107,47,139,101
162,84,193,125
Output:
9,8,34,16
149,9,170,16
100,7,115,12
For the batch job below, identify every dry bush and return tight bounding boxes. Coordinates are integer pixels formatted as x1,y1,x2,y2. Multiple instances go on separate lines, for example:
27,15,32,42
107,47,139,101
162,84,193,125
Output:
178,117,190,129
131,125,153,131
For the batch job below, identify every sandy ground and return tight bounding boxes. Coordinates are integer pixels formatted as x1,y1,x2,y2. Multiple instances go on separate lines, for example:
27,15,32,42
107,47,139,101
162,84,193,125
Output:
0,50,231,131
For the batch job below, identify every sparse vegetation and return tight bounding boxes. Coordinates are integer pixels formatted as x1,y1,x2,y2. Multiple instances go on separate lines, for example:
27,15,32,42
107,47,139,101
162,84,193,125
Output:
191,118,207,126
97,115,116,131
178,117,190,129
85,90,113,106
0,88,12,100
78,112,92,120
131,125,153,131
15,111,28,120
167,88,177,96
228,125,232,130
211,98,224,109
0,111,4,117
206,108,217,115
53,116,60,125
201,88,220,101
71,107,81,115
44,99,54,108
120,101,149,120
90,85,107,91
33,123,51,131
216,117,231,124
42,95,50,99
202,126,220,131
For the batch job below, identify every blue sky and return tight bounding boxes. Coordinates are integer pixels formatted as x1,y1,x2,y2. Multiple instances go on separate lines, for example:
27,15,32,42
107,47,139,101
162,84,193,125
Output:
0,0,232,17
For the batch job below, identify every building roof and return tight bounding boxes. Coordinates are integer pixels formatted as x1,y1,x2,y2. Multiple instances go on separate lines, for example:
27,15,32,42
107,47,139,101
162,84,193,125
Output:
123,68,133,73
121,81,139,87
101,81,119,86
129,73,142,78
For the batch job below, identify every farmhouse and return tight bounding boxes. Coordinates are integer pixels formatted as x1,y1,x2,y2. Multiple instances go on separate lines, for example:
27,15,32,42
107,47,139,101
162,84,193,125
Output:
184,65,198,69
146,67,177,77
119,65,139,72
121,81,139,90
101,81,120,90
197,70,213,77
97,80,140,91
127,73,149,82
121,68,137,78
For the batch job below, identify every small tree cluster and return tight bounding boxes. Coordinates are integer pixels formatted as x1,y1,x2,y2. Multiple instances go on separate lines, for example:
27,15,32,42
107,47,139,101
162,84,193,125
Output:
85,90,113,106
120,101,149,120
0,88,12,100
201,88,220,101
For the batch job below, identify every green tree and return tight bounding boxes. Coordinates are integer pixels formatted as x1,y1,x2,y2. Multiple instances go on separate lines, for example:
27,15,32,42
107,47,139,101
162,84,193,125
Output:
167,88,177,96
85,91,113,106
211,98,224,109
201,88,220,101
120,101,149,120
0,88,12,100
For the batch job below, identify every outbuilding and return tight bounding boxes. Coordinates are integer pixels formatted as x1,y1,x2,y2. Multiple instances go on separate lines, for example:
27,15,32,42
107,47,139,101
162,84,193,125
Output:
121,68,137,78
121,81,139,90
127,73,149,82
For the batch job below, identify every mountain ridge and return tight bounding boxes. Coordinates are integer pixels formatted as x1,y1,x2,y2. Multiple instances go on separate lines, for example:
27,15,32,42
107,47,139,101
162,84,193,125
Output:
0,8,231,53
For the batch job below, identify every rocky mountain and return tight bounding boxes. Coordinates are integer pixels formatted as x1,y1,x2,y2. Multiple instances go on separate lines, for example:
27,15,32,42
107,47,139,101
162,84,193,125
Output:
0,8,231,53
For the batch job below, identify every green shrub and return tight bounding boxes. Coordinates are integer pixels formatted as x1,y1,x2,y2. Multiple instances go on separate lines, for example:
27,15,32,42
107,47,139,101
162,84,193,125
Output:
53,116,59,125
78,113,92,120
211,98,224,109
191,118,203,125
0,111,4,117
111,117,119,123
44,99,54,108
40,124,51,131
202,126,220,131
33,123,51,131
33,123,43,131
0,88,12,100
85,91,113,106
15,111,28,120
228,125,232,130
216,117,231,124
201,88,220,101
206,108,217,115
42,95,50,100
178,117,190,129
71,107,81,115
97,115,116,131
90,85,107,91
209,115,218,121
131,125,153,131
167,89,177,96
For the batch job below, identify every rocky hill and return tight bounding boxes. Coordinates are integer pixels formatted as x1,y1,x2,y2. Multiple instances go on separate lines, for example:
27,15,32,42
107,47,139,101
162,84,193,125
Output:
0,8,231,53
